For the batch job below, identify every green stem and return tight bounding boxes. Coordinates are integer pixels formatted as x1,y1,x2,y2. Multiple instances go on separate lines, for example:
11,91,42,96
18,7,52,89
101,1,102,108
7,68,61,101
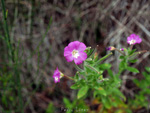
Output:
94,52,112,66
74,63,84,72
64,75,74,81
14,39,24,113
86,64,100,74
128,50,147,58
116,69,123,77
1,0,14,62
115,48,125,56
1,1,23,113
15,68,23,113
90,46,98,58
130,44,134,50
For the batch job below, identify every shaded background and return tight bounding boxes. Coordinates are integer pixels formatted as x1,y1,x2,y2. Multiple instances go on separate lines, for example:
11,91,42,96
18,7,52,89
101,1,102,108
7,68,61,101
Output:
0,0,150,113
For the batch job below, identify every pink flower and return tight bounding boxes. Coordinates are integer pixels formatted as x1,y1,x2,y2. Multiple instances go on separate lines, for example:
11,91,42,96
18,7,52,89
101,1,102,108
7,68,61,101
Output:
53,67,60,83
127,34,142,45
64,41,87,65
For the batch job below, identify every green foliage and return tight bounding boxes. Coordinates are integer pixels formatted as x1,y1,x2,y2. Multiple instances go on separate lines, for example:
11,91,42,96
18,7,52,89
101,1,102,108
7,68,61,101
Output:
126,66,139,73
70,46,147,112
131,67,150,108
118,48,140,76
63,98,88,113
98,63,112,70
77,86,89,99
0,72,16,112
71,49,127,110
46,103,55,113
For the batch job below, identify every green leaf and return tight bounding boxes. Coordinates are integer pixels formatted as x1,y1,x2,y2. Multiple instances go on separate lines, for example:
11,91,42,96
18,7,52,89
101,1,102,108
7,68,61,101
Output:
128,59,137,63
101,97,111,109
128,49,136,56
77,86,89,99
126,66,139,73
63,98,72,108
107,69,114,78
142,71,149,78
99,63,111,70
145,67,150,73
119,60,127,70
70,83,80,89
112,89,126,101
46,103,55,113
74,73,79,81
94,87,107,96
119,56,125,59
85,64,99,74
133,79,140,87
86,47,94,56
97,87,107,96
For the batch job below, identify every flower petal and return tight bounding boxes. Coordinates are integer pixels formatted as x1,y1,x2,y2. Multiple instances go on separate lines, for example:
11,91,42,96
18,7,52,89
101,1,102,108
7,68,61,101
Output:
64,46,72,56
136,37,142,43
127,34,142,45
53,68,61,83
74,57,83,65
68,41,80,50
78,51,87,61
127,36,133,44
65,54,74,62
64,46,74,62
53,67,60,77
74,51,87,65
77,42,86,51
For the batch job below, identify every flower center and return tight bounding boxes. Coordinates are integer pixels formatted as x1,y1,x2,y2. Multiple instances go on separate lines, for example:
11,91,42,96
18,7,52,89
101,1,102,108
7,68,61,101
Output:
55,77,58,81
129,40,136,45
72,50,79,58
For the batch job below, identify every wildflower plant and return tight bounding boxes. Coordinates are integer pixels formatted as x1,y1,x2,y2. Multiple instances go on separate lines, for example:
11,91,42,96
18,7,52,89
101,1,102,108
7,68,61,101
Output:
53,34,149,112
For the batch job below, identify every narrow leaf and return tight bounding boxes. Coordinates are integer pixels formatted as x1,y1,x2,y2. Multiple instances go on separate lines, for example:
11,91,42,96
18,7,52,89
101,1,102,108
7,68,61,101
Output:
70,84,80,89
126,66,139,73
77,86,89,99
